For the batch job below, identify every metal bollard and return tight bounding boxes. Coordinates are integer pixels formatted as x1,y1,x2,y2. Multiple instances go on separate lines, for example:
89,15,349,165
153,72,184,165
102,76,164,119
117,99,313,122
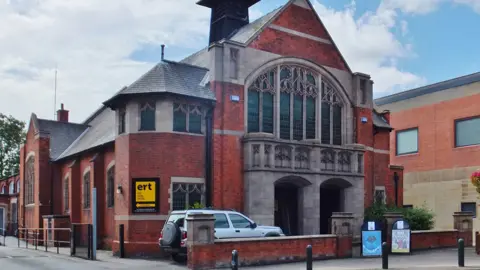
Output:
458,238,465,267
56,230,59,254
382,242,388,269
306,245,313,270
119,224,125,258
3,229,6,247
26,229,28,249
45,229,48,252
231,250,239,270
35,230,38,250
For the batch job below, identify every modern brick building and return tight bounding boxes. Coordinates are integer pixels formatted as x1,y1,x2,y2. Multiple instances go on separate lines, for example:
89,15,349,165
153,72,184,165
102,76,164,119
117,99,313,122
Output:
375,72,480,233
18,0,403,255
0,174,20,235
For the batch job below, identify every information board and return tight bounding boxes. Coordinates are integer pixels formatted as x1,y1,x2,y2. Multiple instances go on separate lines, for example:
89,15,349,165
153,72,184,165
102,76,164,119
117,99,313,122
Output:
361,220,382,257
132,178,159,213
391,219,411,254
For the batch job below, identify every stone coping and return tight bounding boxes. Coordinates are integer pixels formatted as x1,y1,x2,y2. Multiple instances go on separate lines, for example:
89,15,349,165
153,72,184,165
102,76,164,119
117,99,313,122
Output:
412,229,458,234
215,234,337,243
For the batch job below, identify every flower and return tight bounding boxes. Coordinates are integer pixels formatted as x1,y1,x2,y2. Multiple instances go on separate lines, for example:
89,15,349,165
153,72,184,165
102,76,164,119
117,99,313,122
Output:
472,170,480,187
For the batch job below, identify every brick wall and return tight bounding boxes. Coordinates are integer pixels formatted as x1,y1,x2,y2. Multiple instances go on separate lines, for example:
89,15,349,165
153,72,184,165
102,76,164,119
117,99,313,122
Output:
390,92,480,172
188,235,340,269
411,230,469,250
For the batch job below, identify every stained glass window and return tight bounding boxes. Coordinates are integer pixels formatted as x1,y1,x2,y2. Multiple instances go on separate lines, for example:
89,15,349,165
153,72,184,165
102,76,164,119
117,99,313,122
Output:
306,97,315,139
280,92,291,140
293,94,303,140
262,92,274,133
333,105,342,145
247,90,260,133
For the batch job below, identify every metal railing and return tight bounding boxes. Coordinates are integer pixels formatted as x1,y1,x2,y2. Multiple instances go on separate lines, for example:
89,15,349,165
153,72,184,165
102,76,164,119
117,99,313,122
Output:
16,227,71,254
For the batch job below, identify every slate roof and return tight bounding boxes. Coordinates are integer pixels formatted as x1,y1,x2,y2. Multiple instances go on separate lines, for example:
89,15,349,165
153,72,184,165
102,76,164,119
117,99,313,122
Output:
35,119,88,160
55,106,116,161
104,60,214,107
372,111,392,130
229,6,283,43
375,71,480,106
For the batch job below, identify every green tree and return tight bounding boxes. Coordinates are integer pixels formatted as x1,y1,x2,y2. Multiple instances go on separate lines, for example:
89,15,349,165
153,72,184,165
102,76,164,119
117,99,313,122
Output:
0,113,26,179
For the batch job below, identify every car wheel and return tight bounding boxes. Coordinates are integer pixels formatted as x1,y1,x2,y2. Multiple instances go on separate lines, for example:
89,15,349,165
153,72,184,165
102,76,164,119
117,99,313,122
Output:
172,253,187,264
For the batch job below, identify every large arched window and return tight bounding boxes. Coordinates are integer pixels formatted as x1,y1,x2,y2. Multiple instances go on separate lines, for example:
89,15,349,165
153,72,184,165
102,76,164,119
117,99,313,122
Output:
25,156,35,204
247,64,344,145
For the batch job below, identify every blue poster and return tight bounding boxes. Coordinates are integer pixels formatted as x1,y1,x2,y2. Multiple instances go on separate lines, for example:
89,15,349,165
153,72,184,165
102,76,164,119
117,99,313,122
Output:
362,230,382,256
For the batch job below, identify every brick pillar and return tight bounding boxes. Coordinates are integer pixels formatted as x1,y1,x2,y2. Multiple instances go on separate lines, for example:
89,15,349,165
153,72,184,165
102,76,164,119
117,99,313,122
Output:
383,212,403,247
187,213,216,270
453,211,473,247
330,212,354,258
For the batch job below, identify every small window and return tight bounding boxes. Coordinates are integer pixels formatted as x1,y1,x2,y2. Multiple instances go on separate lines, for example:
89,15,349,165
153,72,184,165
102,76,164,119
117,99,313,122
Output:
230,48,239,79
0,185,5,194
83,172,91,209
16,180,20,193
139,102,156,131
396,128,418,155
172,183,204,210
9,182,14,194
403,205,413,209
214,214,230,228
118,109,126,134
228,214,251,229
455,116,480,147
360,79,367,104
106,166,115,208
461,202,476,218
374,187,386,204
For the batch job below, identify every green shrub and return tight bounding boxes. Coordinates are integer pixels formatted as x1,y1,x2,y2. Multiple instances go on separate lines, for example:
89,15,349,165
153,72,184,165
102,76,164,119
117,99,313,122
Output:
364,202,435,231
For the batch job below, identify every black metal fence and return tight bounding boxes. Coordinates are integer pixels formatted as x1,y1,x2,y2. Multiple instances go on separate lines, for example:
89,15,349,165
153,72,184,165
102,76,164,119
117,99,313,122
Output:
71,223,93,260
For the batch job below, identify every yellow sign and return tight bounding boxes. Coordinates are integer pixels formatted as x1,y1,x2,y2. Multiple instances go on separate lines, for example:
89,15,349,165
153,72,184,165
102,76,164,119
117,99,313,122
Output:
135,181,156,202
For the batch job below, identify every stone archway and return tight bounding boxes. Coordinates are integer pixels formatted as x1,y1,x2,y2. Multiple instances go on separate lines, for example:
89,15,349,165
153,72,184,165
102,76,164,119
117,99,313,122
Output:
319,178,352,234
274,176,311,236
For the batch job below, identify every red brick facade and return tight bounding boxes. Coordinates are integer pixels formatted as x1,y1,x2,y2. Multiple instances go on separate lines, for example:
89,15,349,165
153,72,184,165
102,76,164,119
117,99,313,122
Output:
0,174,19,236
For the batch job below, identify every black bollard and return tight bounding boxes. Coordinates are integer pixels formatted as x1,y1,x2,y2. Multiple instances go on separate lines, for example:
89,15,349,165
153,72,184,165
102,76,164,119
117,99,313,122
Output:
119,224,125,258
306,245,313,270
231,250,238,270
458,238,465,267
382,242,388,269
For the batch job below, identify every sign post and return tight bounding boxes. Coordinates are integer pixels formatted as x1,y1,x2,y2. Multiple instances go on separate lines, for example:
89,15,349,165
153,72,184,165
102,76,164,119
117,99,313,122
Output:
361,220,383,257
391,219,411,254
132,178,160,213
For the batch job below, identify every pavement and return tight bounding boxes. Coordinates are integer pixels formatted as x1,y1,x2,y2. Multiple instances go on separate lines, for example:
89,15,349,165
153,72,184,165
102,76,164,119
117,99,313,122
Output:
2,236,480,269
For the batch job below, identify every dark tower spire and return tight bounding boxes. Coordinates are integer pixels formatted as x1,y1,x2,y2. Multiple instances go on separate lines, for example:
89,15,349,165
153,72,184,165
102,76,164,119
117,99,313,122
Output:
197,0,260,45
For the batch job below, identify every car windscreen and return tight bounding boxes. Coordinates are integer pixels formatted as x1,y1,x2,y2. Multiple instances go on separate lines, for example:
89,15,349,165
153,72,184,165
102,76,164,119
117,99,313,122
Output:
167,213,186,228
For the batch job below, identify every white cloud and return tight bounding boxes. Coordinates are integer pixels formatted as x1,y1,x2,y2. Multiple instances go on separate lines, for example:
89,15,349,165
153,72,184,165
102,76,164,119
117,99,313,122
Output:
0,0,211,124
312,1,426,95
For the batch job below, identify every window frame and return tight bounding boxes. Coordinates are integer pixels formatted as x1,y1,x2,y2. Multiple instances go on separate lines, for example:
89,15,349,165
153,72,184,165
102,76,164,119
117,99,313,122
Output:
64,176,69,213
83,171,91,209
396,127,419,156
106,166,115,208
171,182,205,211
9,182,14,194
374,186,386,204
454,115,480,148
118,108,126,134
172,103,204,134
139,101,156,131
461,202,476,218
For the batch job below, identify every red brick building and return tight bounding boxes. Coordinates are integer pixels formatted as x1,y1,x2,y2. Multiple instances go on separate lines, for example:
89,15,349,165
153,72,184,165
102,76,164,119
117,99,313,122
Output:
0,174,20,235
375,72,480,233
18,0,402,255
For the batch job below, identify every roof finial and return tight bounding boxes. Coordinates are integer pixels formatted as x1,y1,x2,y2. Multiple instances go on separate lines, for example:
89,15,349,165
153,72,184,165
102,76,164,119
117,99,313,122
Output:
161,44,165,61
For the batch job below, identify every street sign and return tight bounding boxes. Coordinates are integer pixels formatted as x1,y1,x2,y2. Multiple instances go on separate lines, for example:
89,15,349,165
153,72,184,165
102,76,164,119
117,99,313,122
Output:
361,220,382,257
391,219,411,254
132,178,159,213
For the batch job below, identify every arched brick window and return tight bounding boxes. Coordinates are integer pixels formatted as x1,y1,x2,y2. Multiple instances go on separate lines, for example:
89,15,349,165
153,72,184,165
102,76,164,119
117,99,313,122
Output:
106,166,115,208
247,64,344,145
83,171,91,209
25,157,35,204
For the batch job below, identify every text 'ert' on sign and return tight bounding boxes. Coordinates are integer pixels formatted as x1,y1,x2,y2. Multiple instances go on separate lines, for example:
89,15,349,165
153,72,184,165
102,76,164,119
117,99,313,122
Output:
132,178,159,213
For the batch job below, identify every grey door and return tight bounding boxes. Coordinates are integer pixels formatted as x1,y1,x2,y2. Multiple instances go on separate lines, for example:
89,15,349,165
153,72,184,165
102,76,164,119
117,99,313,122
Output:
0,207,4,234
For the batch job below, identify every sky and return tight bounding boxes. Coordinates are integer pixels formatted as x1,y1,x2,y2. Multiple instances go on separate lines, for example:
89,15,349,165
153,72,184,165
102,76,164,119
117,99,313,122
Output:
0,0,479,124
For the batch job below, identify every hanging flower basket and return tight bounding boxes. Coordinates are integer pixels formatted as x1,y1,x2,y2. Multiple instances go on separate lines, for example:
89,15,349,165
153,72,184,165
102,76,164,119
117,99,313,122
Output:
471,170,480,190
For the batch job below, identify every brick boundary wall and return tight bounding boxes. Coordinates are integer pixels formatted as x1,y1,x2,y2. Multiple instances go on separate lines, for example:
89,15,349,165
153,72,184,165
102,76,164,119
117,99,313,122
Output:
411,229,472,250
188,235,346,269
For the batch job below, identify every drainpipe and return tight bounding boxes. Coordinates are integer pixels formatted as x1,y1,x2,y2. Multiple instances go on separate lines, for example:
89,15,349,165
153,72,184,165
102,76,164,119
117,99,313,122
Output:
204,106,214,207
372,128,377,206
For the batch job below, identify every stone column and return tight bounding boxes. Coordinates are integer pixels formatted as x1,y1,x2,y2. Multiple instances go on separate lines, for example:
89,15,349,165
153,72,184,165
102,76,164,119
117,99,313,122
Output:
302,181,321,235
330,212,354,258
383,212,403,247
453,211,474,247
186,213,216,270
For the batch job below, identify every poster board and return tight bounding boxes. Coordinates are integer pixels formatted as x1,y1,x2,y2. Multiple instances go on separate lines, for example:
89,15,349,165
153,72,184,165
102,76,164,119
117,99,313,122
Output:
391,219,411,254
361,220,382,257
132,178,160,213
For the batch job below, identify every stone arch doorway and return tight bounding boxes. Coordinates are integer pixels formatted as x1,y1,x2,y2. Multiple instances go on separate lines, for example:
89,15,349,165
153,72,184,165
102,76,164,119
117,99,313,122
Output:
320,178,352,234
274,176,311,236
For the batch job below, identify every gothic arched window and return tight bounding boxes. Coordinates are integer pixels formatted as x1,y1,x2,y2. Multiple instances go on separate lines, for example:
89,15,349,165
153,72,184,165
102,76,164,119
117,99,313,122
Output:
25,156,35,204
247,64,343,145
139,101,156,131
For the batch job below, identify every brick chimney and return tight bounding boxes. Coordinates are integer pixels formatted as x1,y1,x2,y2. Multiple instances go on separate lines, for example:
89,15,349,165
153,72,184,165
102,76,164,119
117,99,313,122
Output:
57,103,69,122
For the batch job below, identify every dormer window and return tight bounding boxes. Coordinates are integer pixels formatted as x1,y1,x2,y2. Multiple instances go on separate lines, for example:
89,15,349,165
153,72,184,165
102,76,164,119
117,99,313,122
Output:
173,103,203,134
139,101,156,131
